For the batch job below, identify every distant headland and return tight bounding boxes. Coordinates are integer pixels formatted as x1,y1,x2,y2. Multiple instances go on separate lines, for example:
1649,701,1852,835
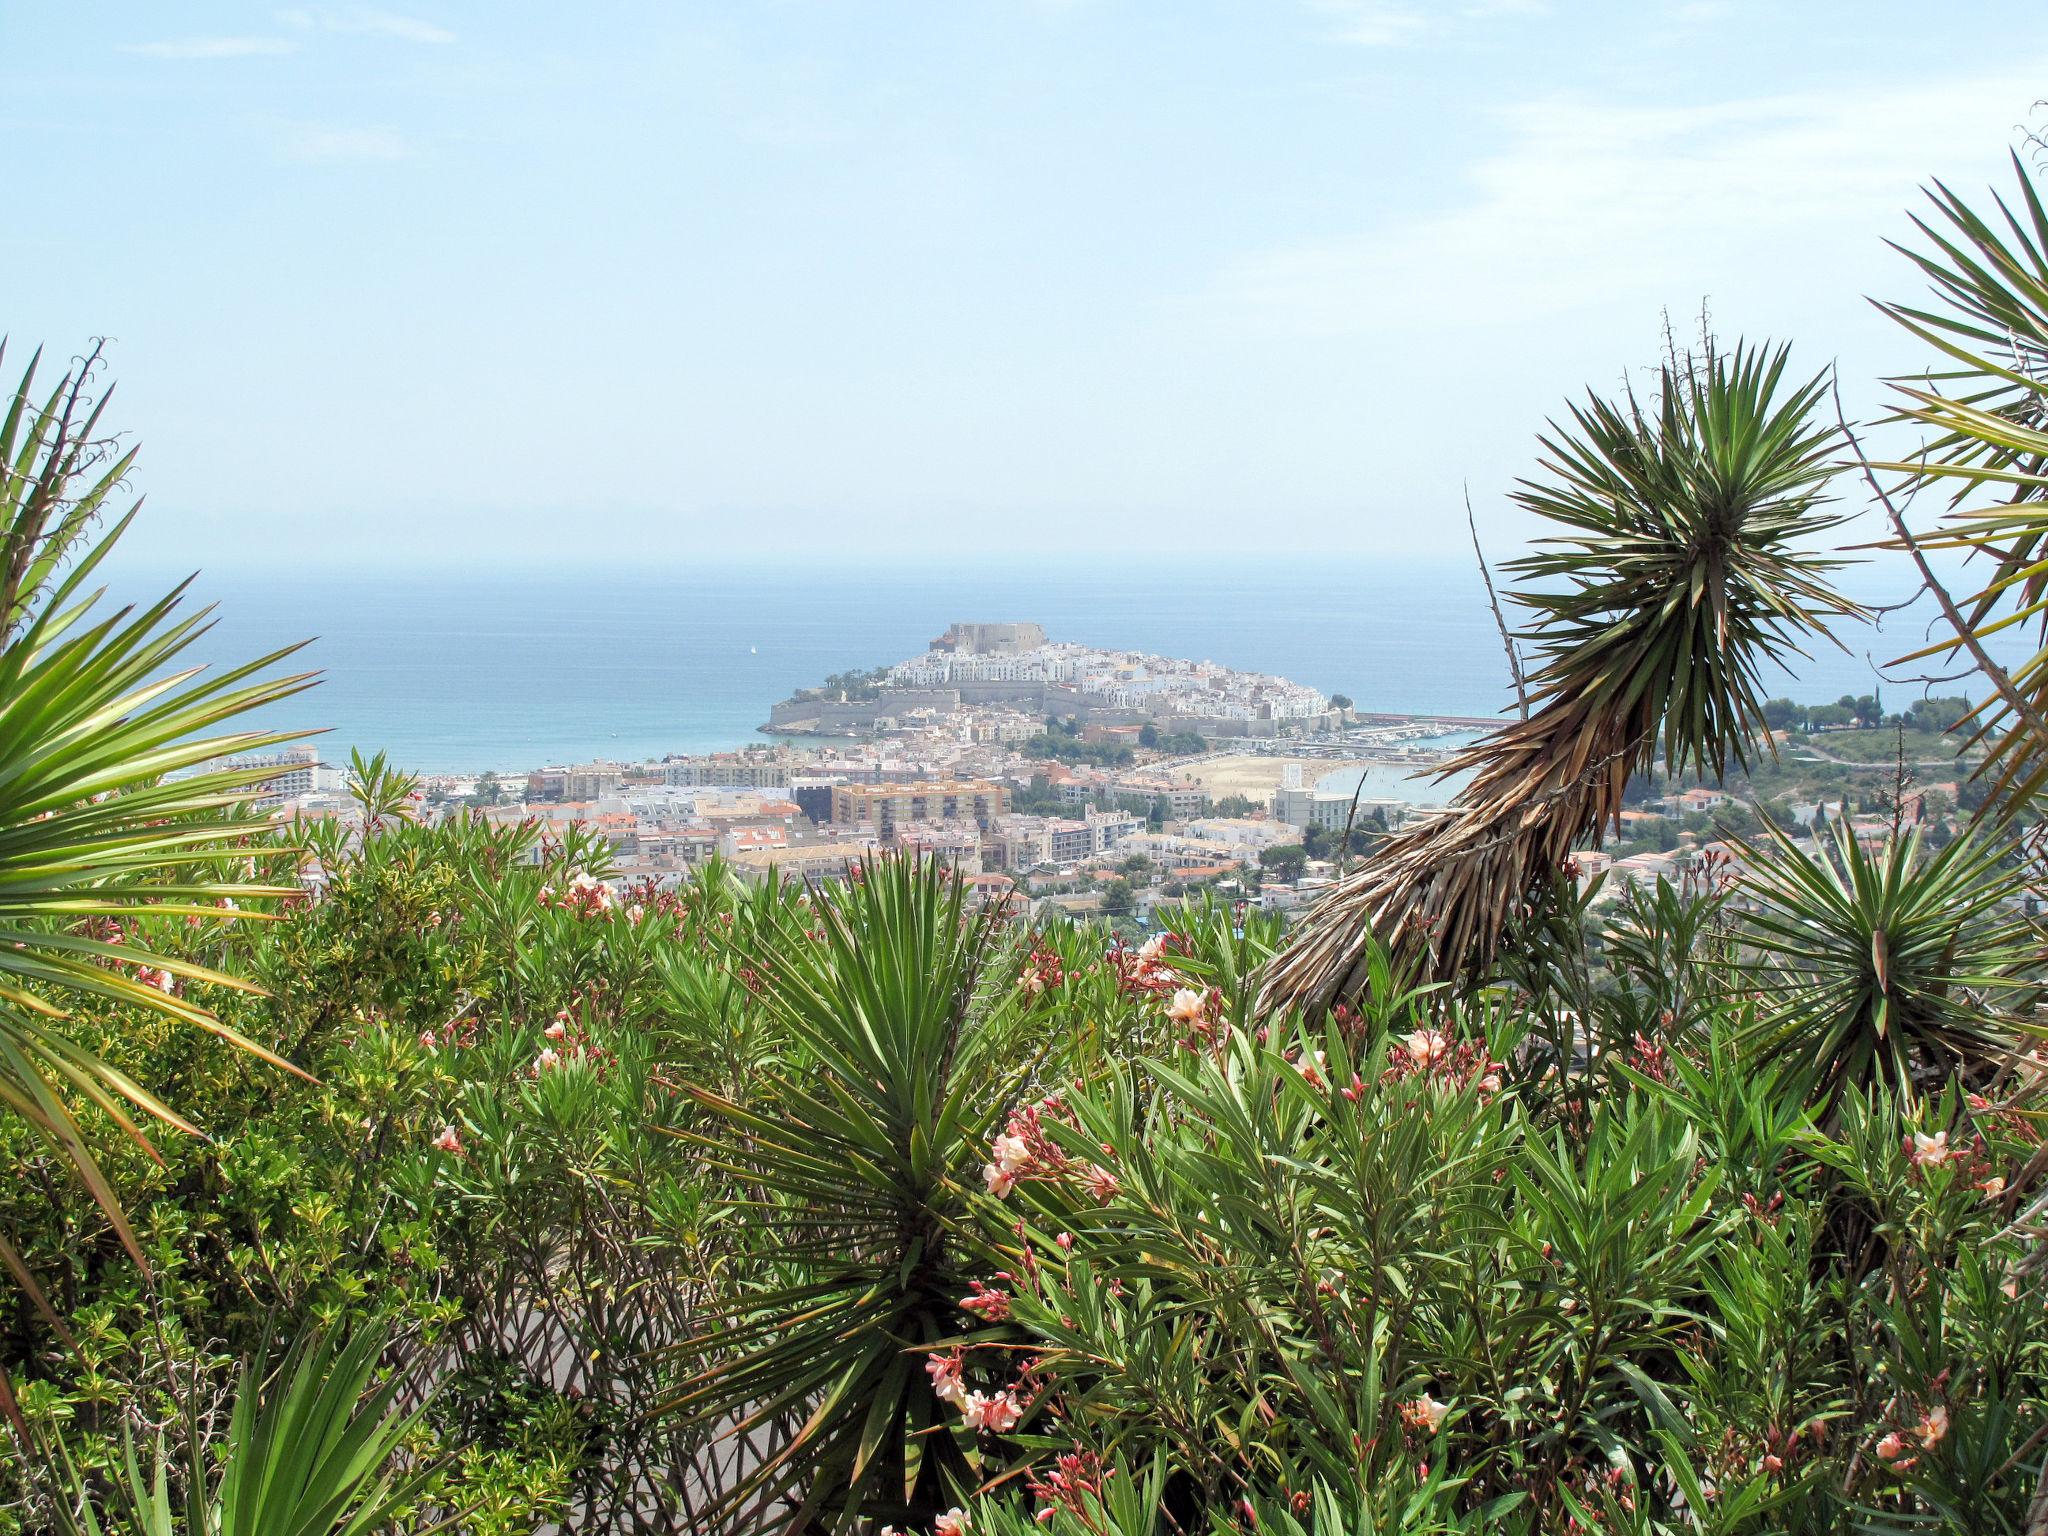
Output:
763,620,1343,742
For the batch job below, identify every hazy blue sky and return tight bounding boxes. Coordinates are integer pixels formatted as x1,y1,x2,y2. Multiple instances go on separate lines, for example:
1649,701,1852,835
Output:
4,3,2044,569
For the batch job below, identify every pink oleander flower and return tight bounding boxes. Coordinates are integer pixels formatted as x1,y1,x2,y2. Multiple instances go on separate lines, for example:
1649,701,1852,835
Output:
960,1281,1010,1322
1084,1164,1120,1204
991,1133,1031,1174
544,1020,569,1041
1055,1231,1074,1250
431,1125,463,1155
960,1389,1024,1433
1909,1131,1954,1167
1404,1028,1448,1066
1981,1175,2008,1199
419,1030,438,1049
925,1349,967,1406
934,1511,970,1536
1876,1430,1908,1462
1137,934,1167,962
1166,988,1206,1025
1918,1404,1949,1447
982,1162,1015,1198
1402,1393,1449,1432
533,1047,562,1074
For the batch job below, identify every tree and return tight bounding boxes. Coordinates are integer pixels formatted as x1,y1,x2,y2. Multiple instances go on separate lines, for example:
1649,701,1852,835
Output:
1138,723,1160,749
0,343,314,1273
668,856,1016,1526
1762,697,1806,732
1739,820,2034,1115
1329,693,1353,710
1101,877,1134,914
1905,695,1971,735
1259,844,1308,881
1263,340,1857,1010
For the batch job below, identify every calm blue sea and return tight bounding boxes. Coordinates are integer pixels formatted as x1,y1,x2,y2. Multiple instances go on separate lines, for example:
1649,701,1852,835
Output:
106,556,1977,774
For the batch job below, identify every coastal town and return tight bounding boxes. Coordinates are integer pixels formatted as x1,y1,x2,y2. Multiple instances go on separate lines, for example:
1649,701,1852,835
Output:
229,624,1987,930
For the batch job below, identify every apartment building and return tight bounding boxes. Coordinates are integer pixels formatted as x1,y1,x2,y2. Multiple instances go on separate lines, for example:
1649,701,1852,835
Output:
727,839,874,885
663,756,792,789
242,745,325,807
828,779,1009,837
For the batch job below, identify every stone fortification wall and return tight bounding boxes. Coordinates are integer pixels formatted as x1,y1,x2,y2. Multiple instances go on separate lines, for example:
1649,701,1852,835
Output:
766,688,961,729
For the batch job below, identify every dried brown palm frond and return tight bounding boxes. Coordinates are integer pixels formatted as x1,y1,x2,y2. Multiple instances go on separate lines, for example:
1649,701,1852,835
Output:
1260,341,1860,1014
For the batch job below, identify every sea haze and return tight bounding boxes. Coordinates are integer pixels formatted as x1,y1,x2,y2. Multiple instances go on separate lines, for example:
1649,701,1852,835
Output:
107,556,1980,774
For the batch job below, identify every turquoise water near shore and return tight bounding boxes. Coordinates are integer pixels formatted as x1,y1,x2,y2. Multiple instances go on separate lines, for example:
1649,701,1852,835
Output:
111,556,1979,774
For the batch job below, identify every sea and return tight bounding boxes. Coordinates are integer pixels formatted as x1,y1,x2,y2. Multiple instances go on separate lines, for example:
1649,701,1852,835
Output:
109,556,1987,776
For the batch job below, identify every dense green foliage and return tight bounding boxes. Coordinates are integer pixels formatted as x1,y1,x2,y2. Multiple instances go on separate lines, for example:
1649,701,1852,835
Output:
1022,733,1137,768
7,815,2048,1532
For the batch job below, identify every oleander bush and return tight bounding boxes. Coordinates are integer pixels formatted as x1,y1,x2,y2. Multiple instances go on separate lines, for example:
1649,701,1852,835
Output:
8,808,2048,1534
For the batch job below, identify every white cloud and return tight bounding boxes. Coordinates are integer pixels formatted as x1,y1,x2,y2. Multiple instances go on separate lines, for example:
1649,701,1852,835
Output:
283,125,413,163
1201,68,2048,337
124,36,298,60
277,7,456,43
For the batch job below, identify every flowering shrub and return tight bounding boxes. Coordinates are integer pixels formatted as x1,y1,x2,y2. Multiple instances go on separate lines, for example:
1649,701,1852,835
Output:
6,815,2048,1535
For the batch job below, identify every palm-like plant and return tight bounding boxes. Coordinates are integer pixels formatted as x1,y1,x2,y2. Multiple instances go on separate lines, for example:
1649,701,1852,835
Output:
1868,153,2048,813
659,853,1024,1531
0,341,315,1265
1261,341,1858,1011
1736,818,2038,1113
51,1327,446,1536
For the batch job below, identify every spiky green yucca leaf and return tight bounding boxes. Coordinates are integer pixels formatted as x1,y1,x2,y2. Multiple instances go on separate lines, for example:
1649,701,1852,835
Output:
1868,154,2048,813
657,853,1021,1530
1736,819,2038,1114
1262,342,1857,1011
0,342,317,1267
53,1327,445,1536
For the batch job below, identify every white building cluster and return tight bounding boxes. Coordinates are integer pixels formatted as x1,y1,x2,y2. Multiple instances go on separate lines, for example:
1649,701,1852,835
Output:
889,639,1327,722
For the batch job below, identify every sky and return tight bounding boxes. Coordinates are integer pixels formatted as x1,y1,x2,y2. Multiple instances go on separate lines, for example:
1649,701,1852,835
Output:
3,2,2045,571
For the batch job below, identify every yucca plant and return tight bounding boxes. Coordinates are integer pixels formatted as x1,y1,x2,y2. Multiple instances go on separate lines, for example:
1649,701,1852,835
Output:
657,853,1027,1531
1735,818,2038,1113
50,1327,446,1536
1262,340,1858,1011
1867,152,2048,815
0,341,315,1270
